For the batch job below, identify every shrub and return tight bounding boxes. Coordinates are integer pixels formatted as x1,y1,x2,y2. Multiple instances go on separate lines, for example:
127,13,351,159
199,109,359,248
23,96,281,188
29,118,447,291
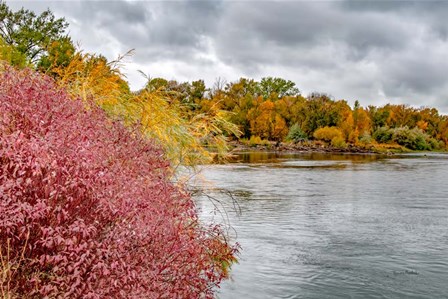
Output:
373,126,393,143
348,129,359,144
313,126,344,142
286,123,308,143
392,126,430,150
247,135,270,147
359,132,373,145
331,136,347,148
428,137,440,150
0,67,237,298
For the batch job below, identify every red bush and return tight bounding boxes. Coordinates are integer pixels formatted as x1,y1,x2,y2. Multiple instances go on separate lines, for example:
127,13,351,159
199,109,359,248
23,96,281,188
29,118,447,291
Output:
0,67,237,298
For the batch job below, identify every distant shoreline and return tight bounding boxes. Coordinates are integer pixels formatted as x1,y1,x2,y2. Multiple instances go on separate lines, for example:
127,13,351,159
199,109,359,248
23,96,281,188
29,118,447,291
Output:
228,141,400,155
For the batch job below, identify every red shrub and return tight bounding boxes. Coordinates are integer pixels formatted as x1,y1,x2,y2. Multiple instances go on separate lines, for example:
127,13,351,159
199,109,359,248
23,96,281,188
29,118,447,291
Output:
0,67,237,298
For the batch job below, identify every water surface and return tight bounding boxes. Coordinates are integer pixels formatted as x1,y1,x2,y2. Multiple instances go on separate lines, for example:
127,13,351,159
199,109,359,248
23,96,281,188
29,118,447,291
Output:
194,152,448,299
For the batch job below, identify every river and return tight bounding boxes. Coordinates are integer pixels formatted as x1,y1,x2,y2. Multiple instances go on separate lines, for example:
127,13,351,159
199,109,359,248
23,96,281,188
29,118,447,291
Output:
193,152,448,299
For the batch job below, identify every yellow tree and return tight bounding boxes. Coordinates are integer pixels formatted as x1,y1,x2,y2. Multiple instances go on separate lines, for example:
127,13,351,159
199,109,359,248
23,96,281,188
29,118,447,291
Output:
248,99,274,139
356,108,372,135
338,105,354,141
272,114,288,141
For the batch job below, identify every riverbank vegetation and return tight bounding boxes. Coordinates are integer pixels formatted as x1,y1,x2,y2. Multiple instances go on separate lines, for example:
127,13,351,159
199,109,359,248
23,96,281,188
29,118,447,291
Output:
1,2,237,298
2,3,448,157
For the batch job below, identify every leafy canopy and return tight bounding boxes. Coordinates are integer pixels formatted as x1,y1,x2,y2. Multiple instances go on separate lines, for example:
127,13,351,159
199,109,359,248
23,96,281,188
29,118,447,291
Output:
0,1,68,63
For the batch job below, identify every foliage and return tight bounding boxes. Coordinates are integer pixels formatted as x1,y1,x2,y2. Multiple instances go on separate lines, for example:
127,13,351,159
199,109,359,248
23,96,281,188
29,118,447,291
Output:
240,136,270,147
392,126,431,150
0,36,28,68
250,136,270,147
0,1,68,63
286,123,308,142
37,36,75,74
50,51,129,110
257,77,300,99
373,126,394,143
427,137,441,150
49,49,240,166
348,129,359,144
313,126,344,142
247,99,288,141
331,136,347,148
188,103,241,163
358,132,373,145
0,68,237,298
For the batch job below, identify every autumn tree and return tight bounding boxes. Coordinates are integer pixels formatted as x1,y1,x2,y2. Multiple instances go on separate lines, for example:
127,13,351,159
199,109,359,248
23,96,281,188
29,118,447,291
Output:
248,98,275,139
354,106,372,135
339,105,355,142
416,107,440,137
386,104,416,128
0,36,28,67
437,117,448,147
247,98,288,141
222,78,258,138
37,36,75,74
301,93,347,137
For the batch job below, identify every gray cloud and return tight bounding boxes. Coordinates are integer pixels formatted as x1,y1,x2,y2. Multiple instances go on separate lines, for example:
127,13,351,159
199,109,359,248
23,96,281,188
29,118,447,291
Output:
5,0,448,113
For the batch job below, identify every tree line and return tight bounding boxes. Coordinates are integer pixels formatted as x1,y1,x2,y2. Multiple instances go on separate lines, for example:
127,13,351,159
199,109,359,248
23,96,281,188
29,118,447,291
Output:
1,1,447,155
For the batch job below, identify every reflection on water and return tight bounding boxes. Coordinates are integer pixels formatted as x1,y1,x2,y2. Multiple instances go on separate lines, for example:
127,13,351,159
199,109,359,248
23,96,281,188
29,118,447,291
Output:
231,151,383,164
194,152,448,299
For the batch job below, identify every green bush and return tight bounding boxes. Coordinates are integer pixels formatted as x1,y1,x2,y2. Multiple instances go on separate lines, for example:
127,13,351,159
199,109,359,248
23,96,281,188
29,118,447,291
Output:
428,138,440,150
286,123,308,142
392,127,430,150
359,132,373,144
373,126,393,143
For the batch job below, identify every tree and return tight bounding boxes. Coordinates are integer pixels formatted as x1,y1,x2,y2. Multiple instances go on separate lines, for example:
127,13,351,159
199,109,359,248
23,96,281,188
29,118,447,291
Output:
37,36,75,73
257,77,300,99
286,123,308,142
355,107,372,135
248,99,275,139
0,1,68,63
301,94,347,137
368,105,390,130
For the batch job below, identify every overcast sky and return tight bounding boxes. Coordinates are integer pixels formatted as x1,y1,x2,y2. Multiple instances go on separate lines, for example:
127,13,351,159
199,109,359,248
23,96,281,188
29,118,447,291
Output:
7,0,448,113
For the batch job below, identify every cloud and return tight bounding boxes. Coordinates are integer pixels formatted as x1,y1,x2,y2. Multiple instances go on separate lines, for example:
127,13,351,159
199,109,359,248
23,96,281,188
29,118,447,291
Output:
5,0,448,113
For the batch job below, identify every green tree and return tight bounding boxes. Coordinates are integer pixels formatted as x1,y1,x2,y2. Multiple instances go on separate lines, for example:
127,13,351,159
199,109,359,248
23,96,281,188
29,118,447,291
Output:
0,1,68,63
368,105,390,130
286,123,308,142
257,77,300,99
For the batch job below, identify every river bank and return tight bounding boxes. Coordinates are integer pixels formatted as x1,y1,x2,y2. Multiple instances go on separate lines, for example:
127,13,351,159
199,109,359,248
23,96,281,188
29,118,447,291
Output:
228,140,402,155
